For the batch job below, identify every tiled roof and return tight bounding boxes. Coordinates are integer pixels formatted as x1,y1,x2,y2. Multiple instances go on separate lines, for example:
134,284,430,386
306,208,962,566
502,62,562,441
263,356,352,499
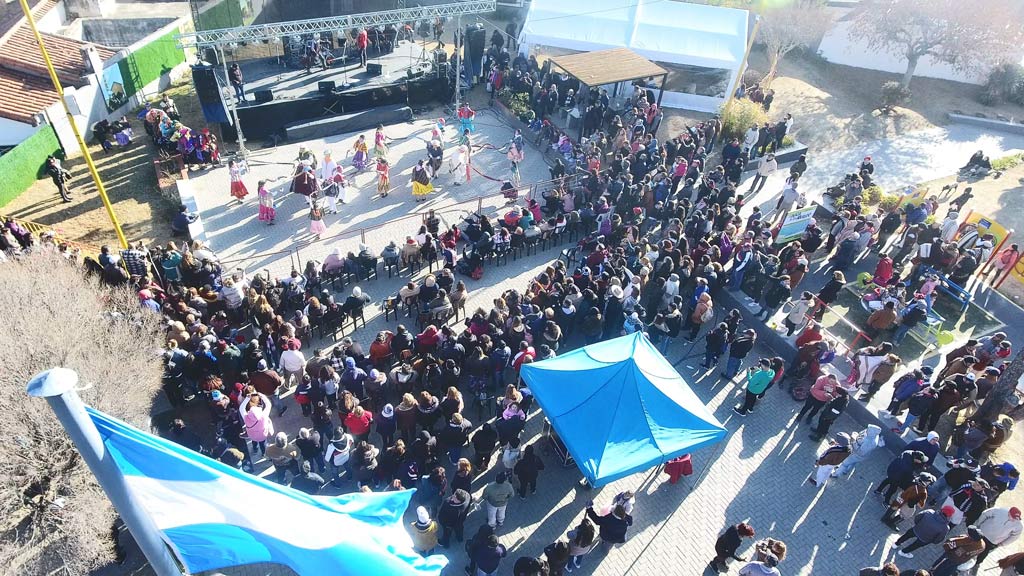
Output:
0,0,49,40
1,25,117,86
0,68,59,123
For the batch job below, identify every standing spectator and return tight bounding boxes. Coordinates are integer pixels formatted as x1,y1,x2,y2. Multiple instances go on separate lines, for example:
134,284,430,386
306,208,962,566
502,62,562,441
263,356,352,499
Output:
585,501,633,547
514,444,546,499
882,472,935,530
544,540,571,576
974,507,1023,566
289,461,325,495
835,424,885,477
482,472,515,528
748,153,777,196
929,526,986,575
709,522,755,573
471,534,507,576
733,358,775,416
702,322,731,369
876,450,929,505
265,432,300,484
279,341,306,392
894,506,955,559
810,386,849,441
46,155,72,202
228,63,245,102
782,291,813,336
806,432,850,487
738,554,780,576
723,328,757,379
566,516,598,572
437,489,471,548
409,506,439,557
472,421,499,470
796,374,839,424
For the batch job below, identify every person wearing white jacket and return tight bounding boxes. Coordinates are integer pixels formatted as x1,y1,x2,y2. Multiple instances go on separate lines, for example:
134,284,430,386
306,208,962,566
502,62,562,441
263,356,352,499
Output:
748,153,777,195
940,211,960,243
782,291,814,336
744,124,760,157
975,507,1023,566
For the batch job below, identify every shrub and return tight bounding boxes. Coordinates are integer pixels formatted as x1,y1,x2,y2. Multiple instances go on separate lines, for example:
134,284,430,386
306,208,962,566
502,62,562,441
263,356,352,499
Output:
498,91,532,121
880,81,911,113
991,153,1024,171
879,193,901,211
862,185,883,205
781,135,796,149
924,213,937,225
718,98,769,141
981,62,1024,104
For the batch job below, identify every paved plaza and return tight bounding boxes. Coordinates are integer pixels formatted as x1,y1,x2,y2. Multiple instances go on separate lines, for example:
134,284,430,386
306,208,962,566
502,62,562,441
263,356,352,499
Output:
160,115,1024,576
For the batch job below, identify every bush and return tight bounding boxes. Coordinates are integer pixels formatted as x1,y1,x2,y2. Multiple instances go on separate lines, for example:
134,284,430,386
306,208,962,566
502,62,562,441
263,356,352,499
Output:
880,81,911,113
924,213,937,225
498,91,532,121
718,98,769,141
862,185,883,205
991,153,1024,171
981,62,1024,105
879,193,901,211
781,135,796,149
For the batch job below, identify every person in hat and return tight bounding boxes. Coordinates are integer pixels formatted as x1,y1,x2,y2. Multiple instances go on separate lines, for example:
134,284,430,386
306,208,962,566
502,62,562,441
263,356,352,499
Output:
930,526,986,576
409,505,439,556
324,426,353,487
737,552,780,576
974,507,1023,566
876,449,929,505
905,430,942,465
882,472,935,530
437,488,471,548
895,505,955,558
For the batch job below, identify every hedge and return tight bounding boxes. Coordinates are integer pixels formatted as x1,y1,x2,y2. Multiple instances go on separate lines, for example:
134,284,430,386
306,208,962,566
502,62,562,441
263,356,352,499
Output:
195,0,244,31
0,125,61,208
117,29,187,97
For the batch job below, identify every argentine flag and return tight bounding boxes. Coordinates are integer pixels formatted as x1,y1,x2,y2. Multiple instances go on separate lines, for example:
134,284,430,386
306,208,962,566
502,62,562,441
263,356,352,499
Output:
86,407,447,575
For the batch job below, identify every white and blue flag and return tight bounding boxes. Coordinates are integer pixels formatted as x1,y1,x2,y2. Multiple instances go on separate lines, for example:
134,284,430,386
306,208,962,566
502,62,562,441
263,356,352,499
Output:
86,407,447,575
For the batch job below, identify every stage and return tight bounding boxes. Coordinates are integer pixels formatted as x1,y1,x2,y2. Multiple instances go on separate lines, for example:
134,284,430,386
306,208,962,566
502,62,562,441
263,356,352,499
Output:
227,39,444,104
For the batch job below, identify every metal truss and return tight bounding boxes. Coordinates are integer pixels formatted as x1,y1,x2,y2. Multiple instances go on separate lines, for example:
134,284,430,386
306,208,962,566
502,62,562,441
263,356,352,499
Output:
177,0,497,48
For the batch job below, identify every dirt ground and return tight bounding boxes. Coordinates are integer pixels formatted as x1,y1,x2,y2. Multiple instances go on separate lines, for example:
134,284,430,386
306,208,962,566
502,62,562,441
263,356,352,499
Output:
662,47,1024,152
915,162,1024,303
1,80,210,249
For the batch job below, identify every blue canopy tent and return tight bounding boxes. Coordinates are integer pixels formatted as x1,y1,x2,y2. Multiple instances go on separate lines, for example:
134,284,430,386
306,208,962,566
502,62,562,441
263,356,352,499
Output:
520,332,727,487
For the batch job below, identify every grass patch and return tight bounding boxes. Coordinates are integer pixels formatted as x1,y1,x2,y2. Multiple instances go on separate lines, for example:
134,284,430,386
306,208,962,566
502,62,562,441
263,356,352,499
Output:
991,153,1024,172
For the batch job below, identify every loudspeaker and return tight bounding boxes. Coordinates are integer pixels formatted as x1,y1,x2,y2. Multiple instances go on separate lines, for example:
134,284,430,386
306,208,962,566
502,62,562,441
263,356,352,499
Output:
202,48,219,66
192,66,221,103
318,81,336,94
366,63,383,76
433,49,447,64
254,89,274,103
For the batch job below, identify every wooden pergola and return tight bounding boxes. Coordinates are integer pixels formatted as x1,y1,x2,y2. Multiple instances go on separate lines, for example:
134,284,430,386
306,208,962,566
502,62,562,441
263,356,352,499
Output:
548,47,668,140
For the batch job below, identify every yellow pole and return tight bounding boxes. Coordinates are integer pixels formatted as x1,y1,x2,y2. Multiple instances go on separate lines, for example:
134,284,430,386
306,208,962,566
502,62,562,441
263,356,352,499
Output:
18,0,129,249
723,14,762,111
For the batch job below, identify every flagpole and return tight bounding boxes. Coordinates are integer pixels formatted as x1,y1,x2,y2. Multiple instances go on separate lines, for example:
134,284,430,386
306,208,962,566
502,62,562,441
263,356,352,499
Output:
26,368,185,576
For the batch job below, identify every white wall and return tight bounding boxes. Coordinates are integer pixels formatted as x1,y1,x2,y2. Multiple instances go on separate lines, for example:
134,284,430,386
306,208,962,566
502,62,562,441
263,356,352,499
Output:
0,117,41,146
817,20,1024,86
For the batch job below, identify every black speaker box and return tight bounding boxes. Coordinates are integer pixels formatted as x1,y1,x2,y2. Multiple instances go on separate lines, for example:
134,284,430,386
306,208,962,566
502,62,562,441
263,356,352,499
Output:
253,89,274,103
366,63,383,76
191,66,221,103
319,81,336,94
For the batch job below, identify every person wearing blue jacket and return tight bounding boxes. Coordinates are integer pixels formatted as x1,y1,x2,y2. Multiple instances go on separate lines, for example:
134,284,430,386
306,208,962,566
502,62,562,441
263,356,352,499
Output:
875,450,929,505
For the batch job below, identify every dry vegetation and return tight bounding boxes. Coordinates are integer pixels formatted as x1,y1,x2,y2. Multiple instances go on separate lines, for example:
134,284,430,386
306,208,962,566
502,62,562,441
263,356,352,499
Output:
0,252,165,575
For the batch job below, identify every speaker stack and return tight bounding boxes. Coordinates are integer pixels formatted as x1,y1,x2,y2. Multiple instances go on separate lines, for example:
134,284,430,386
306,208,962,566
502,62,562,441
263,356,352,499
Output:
366,63,383,76
253,89,274,103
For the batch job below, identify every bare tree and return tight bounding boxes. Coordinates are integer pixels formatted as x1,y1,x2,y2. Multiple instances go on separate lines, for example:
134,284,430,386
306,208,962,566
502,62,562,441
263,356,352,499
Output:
850,0,1024,89
0,252,165,575
976,348,1024,422
759,0,831,85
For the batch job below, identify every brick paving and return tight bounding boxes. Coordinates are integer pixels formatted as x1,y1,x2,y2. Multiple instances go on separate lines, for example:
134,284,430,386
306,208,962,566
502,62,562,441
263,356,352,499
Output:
144,115,1024,576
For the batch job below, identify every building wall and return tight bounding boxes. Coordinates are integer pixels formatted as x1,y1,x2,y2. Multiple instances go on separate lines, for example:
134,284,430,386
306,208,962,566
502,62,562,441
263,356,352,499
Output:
0,123,60,208
0,117,41,147
817,20,1023,86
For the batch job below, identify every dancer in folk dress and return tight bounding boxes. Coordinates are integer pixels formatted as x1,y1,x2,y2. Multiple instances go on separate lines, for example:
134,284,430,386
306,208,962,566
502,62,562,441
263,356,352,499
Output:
373,124,390,160
228,159,249,202
376,157,391,198
412,160,433,202
457,102,475,134
257,180,276,225
351,135,369,170
308,194,327,238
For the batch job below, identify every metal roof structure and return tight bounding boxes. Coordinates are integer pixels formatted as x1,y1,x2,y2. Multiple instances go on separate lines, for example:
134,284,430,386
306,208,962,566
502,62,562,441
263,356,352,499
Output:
176,0,497,48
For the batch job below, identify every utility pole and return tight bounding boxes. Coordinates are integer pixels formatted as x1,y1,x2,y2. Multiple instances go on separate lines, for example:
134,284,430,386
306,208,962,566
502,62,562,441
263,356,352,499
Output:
26,369,183,576
219,45,249,159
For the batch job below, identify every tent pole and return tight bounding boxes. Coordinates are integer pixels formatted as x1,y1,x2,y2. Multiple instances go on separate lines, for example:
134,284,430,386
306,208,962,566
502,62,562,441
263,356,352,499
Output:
724,14,761,110
579,82,587,142
656,72,667,108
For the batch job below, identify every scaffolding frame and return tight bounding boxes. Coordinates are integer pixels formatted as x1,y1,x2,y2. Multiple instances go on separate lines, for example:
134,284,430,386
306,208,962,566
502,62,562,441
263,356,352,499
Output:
176,0,497,48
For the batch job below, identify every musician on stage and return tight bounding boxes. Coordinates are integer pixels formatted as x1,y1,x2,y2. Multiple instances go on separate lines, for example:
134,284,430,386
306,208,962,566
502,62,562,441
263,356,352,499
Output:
356,28,369,67
304,37,329,73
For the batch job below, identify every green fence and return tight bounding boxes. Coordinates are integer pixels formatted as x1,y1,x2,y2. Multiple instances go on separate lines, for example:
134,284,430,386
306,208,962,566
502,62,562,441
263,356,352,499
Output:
0,125,61,208
117,29,187,96
195,0,244,31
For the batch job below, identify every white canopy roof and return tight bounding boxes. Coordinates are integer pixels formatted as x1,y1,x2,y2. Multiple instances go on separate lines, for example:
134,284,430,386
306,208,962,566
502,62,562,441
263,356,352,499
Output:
520,0,749,71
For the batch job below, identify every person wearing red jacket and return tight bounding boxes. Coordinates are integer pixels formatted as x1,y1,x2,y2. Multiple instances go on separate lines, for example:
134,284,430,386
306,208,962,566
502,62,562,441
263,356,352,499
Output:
355,28,369,67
